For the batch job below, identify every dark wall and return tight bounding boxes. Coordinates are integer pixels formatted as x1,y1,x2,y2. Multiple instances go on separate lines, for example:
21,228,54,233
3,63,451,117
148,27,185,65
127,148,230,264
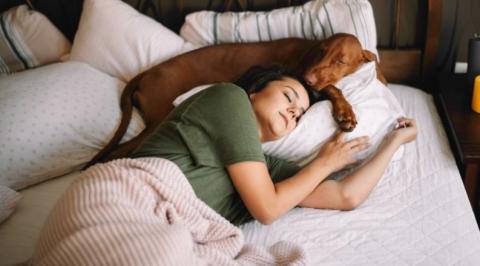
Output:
0,0,24,11
0,0,83,41
369,0,425,48
30,0,83,41
456,0,480,62
438,0,479,72
369,0,480,72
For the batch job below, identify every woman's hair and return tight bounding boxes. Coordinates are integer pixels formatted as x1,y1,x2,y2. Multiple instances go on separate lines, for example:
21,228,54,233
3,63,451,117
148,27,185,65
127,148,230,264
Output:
233,65,321,104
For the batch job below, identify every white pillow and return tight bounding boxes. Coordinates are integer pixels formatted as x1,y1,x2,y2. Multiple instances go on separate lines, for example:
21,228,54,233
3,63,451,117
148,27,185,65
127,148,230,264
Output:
263,62,404,166
0,186,21,223
180,0,378,57
174,62,404,167
0,5,71,75
68,0,196,82
0,62,145,190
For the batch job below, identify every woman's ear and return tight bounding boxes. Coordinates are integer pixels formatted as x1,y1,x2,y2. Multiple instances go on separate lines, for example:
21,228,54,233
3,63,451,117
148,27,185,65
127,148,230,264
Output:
362,49,377,62
249,92,256,100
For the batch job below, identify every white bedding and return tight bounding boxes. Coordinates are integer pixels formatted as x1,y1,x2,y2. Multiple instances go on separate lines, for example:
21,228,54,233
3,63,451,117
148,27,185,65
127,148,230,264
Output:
0,84,479,265
241,85,480,264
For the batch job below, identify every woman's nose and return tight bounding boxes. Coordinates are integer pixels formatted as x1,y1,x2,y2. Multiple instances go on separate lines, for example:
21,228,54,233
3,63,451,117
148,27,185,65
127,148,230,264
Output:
288,108,298,119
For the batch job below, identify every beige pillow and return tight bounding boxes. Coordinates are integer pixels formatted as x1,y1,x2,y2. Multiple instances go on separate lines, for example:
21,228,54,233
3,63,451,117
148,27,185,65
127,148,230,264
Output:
69,0,194,82
0,5,71,75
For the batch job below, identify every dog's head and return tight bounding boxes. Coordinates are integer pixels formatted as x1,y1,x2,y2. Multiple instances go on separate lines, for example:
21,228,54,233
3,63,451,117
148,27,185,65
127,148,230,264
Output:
302,33,376,90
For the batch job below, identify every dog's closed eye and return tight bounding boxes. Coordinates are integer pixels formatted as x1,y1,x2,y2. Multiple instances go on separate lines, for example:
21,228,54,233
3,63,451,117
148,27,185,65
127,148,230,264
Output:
336,59,346,65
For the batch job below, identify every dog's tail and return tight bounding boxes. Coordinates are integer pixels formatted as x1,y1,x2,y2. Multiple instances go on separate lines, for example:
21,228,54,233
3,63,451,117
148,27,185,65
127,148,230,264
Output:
83,76,141,169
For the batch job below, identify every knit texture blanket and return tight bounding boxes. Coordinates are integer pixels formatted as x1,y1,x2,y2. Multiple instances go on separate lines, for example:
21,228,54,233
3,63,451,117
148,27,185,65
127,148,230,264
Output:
31,158,307,265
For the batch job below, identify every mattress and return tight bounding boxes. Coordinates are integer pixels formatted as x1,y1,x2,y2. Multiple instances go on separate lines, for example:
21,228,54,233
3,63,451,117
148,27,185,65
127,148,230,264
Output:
240,85,480,265
0,84,479,265
0,172,76,265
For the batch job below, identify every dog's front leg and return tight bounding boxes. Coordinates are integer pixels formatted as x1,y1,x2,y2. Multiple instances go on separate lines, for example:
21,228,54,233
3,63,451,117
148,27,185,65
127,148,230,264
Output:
322,85,357,132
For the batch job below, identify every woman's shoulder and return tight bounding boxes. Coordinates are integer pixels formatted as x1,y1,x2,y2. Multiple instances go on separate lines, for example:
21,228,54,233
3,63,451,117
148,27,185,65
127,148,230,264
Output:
174,83,248,112
174,83,253,120
191,83,251,110
203,83,247,98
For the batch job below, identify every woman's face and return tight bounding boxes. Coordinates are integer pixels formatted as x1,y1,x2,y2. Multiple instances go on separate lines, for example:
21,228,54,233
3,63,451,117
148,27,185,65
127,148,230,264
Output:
250,77,310,142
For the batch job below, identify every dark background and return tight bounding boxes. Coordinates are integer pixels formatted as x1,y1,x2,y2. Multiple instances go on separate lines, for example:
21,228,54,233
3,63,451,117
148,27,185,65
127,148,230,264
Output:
370,0,480,72
435,0,480,72
1,0,479,75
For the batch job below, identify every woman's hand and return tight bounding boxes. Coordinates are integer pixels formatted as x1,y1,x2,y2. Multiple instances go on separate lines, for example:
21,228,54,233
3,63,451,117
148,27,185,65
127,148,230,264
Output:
387,117,417,145
314,131,369,173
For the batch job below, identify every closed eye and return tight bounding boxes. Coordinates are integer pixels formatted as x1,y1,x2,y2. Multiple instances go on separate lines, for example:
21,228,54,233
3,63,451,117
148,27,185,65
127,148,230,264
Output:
284,92,292,103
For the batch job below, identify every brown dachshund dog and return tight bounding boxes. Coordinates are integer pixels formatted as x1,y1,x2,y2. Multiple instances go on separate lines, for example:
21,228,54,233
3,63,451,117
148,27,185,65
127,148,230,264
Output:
87,33,386,167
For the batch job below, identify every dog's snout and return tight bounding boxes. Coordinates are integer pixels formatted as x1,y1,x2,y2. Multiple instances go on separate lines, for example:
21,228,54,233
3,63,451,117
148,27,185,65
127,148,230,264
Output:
304,73,317,86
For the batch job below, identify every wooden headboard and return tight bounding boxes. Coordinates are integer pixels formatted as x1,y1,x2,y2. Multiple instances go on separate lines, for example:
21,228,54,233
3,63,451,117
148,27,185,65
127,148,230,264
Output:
376,0,442,89
122,0,442,90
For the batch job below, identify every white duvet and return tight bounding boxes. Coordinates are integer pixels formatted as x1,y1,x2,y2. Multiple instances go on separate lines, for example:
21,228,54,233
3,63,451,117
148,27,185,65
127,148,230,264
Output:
240,85,480,265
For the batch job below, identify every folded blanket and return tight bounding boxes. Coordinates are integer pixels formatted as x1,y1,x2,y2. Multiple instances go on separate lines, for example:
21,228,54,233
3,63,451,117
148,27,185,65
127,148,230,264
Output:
31,158,306,265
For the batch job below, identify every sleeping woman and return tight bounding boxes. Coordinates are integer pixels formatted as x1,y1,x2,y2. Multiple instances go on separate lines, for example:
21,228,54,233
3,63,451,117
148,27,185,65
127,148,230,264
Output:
130,65,417,225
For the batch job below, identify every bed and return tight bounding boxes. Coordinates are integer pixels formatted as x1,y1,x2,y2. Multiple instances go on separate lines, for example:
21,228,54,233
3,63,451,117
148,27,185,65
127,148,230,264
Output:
1,0,479,265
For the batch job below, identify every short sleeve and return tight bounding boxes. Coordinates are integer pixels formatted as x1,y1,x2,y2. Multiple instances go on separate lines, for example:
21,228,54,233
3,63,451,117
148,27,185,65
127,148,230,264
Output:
178,83,265,166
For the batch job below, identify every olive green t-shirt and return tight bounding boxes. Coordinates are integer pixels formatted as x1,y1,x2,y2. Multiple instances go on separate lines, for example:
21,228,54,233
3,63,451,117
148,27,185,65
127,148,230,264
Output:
131,83,300,225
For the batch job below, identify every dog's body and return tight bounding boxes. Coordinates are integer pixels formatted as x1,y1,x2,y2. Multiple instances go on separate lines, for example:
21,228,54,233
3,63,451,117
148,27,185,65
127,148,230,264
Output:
87,33,386,166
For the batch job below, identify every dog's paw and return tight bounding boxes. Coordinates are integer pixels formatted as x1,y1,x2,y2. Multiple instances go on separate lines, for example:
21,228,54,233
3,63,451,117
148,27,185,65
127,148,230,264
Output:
333,105,357,132
337,119,357,132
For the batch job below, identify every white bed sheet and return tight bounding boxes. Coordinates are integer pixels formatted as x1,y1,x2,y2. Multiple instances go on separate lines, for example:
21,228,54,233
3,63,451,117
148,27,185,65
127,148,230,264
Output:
0,172,76,265
240,84,480,265
0,84,479,265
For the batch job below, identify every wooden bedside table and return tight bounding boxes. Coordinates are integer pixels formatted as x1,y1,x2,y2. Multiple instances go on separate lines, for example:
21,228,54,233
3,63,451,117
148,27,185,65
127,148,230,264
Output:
435,74,480,213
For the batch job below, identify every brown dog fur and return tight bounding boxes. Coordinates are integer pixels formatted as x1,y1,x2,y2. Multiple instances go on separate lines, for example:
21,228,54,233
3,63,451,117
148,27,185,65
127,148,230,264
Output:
86,33,386,167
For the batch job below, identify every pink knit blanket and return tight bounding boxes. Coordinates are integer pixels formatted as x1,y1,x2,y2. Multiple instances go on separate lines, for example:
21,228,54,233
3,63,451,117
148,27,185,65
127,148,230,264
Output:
31,158,306,265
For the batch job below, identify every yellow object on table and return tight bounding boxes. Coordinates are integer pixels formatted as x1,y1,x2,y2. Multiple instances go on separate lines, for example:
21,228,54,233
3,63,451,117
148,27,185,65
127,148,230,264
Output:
473,75,480,113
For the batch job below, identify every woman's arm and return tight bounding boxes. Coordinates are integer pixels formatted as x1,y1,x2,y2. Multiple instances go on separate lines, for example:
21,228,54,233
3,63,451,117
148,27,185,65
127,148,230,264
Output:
300,117,418,210
299,138,400,210
227,132,369,225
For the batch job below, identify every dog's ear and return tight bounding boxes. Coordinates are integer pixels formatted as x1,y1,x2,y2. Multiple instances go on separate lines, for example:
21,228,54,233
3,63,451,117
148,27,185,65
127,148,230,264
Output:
362,49,377,62
363,49,388,85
